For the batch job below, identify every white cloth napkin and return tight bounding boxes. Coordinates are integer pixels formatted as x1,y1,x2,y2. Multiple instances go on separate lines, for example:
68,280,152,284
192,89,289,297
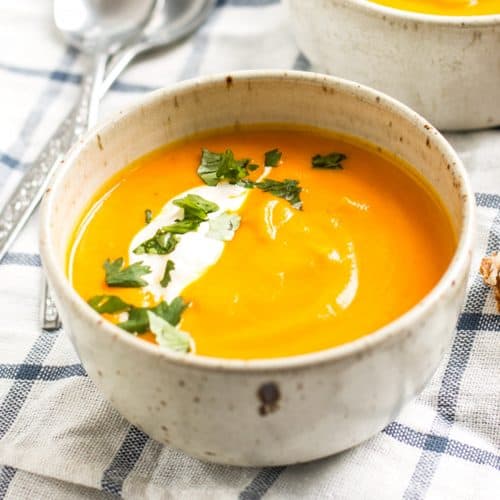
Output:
0,1,498,498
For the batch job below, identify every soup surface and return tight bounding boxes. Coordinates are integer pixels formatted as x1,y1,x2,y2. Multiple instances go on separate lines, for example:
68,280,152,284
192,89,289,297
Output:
368,0,499,15
69,126,455,359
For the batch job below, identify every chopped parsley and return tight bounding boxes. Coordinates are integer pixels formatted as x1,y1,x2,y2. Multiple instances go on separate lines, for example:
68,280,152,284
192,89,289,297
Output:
311,152,346,169
173,193,219,220
133,231,179,255
147,311,193,353
135,194,220,254
207,212,241,241
117,307,150,333
161,219,203,234
198,147,302,209
86,295,188,335
264,148,282,167
197,148,252,185
104,258,151,287
153,296,188,326
88,295,130,314
246,178,303,210
145,208,152,224
160,260,175,288
117,296,189,334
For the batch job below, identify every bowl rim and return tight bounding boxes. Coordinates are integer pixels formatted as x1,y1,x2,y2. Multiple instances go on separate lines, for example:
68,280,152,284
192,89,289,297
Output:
333,0,500,25
40,70,475,373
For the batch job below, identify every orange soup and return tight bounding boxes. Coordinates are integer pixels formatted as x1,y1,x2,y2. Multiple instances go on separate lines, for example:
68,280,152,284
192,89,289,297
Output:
368,0,499,15
68,126,455,359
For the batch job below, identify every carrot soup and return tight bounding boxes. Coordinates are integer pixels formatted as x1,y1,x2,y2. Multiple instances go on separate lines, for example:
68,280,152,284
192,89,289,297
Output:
368,0,499,15
68,126,455,359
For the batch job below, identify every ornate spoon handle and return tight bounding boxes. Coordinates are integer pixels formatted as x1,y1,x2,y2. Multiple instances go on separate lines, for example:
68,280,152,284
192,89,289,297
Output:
39,54,107,330
0,58,102,331
0,104,85,264
0,51,109,264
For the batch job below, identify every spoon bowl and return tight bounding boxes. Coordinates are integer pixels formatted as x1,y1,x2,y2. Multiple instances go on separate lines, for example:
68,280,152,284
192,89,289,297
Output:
102,0,216,92
54,0,156,52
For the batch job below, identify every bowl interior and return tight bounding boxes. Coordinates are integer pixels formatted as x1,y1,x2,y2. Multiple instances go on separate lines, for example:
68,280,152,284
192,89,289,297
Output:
328,0,500,23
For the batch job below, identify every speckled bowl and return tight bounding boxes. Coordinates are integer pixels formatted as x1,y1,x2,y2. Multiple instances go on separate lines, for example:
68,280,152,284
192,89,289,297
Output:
285,0,500,131
40,71,474,466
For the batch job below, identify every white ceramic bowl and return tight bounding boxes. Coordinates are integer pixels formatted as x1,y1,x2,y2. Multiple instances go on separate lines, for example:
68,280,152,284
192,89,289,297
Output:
40,71,474,466
285,0,500,131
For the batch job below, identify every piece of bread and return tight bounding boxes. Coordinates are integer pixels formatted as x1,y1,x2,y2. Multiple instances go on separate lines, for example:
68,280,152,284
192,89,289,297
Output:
480,251,500,311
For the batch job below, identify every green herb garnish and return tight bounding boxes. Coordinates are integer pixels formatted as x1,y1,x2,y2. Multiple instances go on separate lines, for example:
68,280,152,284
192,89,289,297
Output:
198,148,252,185
145,209,152,224
133,231,179,255
173,193,219,221
117,296,188,333
161,219,203,234
264,148,282,167
207,212,241,241
147,311,193,353
153,296,188,326
135,194,219,254
246,178,303,210
198,147,301,209
88,295,131,314
311,152,346,169
160,260,175,288
104,258,151,287
117,307,150,333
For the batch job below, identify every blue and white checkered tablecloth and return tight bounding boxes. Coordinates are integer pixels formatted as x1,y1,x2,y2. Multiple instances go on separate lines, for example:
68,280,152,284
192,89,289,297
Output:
0,0,499,498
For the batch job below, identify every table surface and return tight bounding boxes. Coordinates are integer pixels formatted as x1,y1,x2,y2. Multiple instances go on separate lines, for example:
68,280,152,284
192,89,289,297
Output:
0,1,498,499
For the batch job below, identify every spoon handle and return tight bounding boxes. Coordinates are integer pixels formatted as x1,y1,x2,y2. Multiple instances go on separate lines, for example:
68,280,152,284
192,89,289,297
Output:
0,92,89,266
39,53,108,330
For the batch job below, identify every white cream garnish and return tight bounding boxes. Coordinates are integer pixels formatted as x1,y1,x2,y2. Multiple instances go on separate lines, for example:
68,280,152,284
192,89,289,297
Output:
264,199,294,240
129,184,247,302
129,168,271,302
344,196,369,211
335,242,359,310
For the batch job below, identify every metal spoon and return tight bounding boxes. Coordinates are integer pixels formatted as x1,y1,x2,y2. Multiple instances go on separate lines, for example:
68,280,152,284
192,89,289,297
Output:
38,0,216,330
103,0,216,92
53,0,156,131
37,0,157,330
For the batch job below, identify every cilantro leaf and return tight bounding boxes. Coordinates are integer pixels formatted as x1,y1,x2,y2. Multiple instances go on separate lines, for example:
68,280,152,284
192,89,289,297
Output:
118,307,149,333
207,212,241,241
264,148,282,167
197,149,222,186
173,193,219,221
135,195,220,256
145,209,152,224
117,296,189,333
88,295,131,314
104,258,151,287
161,219,202,234
152,296,188,326
133,231,179,255
197,148,251,186
311,152,346,169
250,178,303,210
160,260,175,288
147,311,193,353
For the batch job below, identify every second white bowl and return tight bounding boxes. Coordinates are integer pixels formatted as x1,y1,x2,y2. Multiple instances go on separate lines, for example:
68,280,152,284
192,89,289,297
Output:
285,0,500,131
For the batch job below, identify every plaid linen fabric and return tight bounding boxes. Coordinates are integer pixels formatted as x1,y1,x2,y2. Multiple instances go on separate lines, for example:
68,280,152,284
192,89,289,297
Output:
0,0,499,498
